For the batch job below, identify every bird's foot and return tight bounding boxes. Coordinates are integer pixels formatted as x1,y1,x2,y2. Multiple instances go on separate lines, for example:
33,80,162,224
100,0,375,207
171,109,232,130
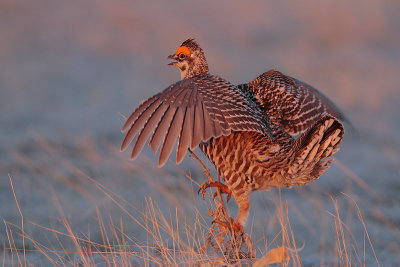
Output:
213,217,244,235
198,181,232,202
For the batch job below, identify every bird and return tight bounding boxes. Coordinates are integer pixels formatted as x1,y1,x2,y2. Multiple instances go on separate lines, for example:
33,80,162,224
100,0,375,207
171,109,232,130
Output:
120,38,345,231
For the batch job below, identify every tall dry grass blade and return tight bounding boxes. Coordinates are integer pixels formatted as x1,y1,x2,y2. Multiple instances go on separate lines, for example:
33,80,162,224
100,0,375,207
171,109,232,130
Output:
4,221,16,267
342,193,380,267
329,195,350,266
2,245,5,267
8,174,25,267
4,221,61,266
284,201,302,267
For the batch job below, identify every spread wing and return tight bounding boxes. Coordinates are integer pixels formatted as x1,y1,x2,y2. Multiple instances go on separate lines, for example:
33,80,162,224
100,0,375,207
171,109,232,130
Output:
243,70,349,135
121,74,273,166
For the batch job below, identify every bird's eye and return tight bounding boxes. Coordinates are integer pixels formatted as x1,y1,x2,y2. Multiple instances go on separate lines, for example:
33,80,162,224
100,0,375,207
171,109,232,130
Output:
179,53,186,59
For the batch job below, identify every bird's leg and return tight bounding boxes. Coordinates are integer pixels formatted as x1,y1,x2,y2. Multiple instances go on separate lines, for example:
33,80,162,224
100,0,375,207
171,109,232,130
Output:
233,193,250,228
213,217,244,234
198,181,232,202
188,149,213,181
188,149,228,206
213,193,250,234
189,149,246,250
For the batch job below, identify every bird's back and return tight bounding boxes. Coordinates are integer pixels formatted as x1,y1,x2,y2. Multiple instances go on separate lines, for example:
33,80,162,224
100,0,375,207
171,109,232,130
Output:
240,70,349,135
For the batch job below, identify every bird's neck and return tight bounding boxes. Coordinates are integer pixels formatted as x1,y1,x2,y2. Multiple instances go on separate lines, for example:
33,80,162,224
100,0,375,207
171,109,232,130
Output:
182,54,209,79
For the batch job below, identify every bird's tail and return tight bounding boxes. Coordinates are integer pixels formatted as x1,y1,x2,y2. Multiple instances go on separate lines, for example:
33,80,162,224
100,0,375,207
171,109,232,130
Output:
283,115,344,186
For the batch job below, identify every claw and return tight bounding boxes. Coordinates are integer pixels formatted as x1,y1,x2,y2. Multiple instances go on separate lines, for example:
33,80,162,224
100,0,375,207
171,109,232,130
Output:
198,181,232,201
197,184,207,200
213,191,231,202
212,218,244,234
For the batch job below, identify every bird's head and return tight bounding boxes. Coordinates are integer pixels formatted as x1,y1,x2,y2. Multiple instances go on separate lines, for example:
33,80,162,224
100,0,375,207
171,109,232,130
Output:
167,39,209,80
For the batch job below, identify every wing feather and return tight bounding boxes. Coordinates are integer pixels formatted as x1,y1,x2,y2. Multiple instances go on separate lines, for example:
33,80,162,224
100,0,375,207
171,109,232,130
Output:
122,94,160,132
122,74,273,166
191,102,205,149
202,102,214,141
176,106,193,163
159,107,184,166
130,102,168,159
148,106,175,153
246,70,349,135
121,99,162,151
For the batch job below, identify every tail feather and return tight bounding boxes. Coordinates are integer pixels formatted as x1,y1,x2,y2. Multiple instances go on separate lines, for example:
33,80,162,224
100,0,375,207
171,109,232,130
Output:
284,115,344,186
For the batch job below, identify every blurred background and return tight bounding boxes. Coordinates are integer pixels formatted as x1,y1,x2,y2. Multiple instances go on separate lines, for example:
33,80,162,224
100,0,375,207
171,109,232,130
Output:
1,0,399,265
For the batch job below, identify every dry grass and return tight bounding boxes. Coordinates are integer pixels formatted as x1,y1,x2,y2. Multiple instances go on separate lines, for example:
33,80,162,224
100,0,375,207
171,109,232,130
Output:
4,169,290,266
2,132,394,266
4,162,382,266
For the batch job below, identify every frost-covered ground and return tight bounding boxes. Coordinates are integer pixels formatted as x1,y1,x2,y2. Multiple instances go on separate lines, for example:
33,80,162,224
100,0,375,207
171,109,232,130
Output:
1,0,399,265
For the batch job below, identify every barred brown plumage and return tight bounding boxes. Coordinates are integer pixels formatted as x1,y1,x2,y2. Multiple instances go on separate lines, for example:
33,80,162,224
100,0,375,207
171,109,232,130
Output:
121,75,274,166
201,115,343,226
242,70,349,135
121,38,346,230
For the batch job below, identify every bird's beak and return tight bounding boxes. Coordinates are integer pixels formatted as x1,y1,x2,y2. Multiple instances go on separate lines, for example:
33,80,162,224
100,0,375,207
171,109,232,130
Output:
167,54,178,66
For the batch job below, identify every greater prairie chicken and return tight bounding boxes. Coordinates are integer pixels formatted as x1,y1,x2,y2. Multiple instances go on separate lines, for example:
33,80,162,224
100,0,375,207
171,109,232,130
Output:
121,39,345,229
